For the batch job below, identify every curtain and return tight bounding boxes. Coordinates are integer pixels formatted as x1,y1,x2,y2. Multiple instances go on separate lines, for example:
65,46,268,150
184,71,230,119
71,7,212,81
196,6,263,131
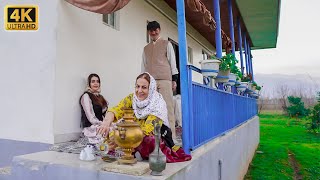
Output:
66,0,131,14
187,0,231,46
187,0,215,30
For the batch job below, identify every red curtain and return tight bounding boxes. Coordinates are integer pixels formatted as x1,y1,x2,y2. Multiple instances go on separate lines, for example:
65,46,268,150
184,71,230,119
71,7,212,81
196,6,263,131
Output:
187,0,231,45
187,0,215,29
66,0,131,14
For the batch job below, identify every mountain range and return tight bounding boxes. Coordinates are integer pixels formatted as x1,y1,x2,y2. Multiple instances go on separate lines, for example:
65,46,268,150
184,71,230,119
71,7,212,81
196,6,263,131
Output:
254,73,320,98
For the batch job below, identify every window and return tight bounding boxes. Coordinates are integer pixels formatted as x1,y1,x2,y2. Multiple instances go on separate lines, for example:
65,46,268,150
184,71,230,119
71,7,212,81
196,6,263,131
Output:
202,50,210,60
188,47,193,64
102,12,119,30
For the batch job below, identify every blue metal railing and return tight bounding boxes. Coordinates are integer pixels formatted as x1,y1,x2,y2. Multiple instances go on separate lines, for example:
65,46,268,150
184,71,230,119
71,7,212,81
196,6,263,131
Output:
185,65,257,151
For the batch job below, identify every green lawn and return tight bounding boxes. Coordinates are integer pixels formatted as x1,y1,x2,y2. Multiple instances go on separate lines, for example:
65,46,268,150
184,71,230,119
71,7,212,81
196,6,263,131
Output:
245,114,320,180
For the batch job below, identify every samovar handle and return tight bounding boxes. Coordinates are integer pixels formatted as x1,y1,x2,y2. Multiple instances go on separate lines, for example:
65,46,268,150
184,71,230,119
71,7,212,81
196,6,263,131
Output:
118,127,126,140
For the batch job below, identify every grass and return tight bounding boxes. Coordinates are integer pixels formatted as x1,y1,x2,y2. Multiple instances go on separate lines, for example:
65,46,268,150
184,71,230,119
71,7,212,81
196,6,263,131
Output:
245,113,320,180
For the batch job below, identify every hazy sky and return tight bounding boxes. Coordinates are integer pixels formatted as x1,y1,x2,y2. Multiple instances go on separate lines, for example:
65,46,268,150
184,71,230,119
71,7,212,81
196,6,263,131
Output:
250,0,320,77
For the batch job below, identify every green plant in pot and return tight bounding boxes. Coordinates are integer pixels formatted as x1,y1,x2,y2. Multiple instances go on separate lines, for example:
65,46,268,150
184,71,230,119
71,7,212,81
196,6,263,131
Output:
254,85,262,97
236,71,243,82
252,81,257,90
229,55,241,82
229,55,239,73
216,53,233,83
227,54,240,86
209,54,221,61
219,54,233,72
256,85,262,91
241,74,252,82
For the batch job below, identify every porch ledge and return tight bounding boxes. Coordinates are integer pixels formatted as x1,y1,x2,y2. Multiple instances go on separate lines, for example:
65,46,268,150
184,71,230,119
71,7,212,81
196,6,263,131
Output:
11,151,193,180
9,116,259,180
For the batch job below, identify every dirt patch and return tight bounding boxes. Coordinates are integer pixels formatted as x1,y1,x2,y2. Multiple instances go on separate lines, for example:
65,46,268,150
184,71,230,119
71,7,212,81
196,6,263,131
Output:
288,150,303,180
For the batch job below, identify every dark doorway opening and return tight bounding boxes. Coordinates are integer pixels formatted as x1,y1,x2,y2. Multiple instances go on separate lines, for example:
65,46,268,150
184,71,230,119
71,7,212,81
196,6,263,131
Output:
168,38,181,95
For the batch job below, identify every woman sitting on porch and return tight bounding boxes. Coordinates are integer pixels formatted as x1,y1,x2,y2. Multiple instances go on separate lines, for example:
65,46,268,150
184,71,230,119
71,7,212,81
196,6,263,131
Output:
80,73,109,144
49,73,108,153
97,72,191,163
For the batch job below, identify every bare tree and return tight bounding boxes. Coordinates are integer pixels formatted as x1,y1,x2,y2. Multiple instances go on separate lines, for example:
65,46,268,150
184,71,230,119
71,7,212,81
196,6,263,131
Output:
258,98,266,114
258,90,269,114
275,84,290,113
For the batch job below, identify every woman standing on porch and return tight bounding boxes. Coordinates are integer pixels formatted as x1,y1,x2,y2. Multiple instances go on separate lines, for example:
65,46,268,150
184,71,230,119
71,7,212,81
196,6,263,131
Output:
97,72,191,163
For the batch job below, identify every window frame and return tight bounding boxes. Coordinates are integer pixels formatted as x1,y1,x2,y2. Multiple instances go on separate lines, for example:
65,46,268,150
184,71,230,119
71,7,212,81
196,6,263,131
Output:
188,47,193,64
102,11,120,30
202,50,211,60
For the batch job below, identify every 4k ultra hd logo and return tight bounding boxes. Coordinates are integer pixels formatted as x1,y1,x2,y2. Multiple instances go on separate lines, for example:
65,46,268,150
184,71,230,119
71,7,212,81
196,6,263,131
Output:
4,5,38,31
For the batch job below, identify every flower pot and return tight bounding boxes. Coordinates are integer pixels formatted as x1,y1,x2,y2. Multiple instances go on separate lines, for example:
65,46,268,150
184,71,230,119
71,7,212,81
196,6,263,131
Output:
247,89,254,94
253,90,260,98
236,82,248,92
251,91,259,97
247,82,253,90
252,85,257,91
224,73,236,86
199,59,221,78
235,78,241,86
216,69,230,83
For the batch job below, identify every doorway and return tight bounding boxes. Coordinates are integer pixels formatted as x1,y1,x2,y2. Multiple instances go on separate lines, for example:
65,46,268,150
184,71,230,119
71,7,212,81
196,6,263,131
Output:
168,38,181,95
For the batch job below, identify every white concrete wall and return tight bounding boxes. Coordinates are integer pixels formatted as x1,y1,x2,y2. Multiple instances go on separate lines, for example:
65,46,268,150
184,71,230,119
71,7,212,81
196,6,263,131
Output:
0,0,59,143
54,0,215,142
172,116,260,180
0,0,216,144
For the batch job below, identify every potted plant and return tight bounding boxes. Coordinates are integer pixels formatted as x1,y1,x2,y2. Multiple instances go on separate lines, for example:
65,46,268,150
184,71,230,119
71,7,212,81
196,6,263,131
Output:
227,56,240,86
241,74,252,82
256,85,262,91
235,71,243,85
237,74,252,93
252,81,257,91
216,53,233,83
255,85,262,97
199,54,221,78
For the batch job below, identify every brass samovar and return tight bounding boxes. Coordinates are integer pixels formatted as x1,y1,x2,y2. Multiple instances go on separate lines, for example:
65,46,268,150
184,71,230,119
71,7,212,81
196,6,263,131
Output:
114,108,143,164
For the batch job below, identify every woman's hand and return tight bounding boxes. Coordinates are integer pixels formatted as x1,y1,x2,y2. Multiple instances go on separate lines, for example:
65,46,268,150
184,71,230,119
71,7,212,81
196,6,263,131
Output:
97,121,110,137
97,112,115,137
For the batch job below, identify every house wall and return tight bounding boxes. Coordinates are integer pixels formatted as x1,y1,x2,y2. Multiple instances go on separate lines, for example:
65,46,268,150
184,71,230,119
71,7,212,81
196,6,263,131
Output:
0,0,59,144
54,0,215,142
170,116,260,180
0,0,215,166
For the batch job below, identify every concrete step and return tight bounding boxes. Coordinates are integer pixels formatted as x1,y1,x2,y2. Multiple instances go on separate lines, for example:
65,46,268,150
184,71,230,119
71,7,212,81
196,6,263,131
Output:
9,151,192,180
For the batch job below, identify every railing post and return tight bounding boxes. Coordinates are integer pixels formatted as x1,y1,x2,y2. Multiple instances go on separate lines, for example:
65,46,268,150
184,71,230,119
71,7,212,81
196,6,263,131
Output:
247,43,252,76
237,17,244,75
228,0,235,55
176,0,191,154
243,34,248,75
249,46,254,81
213,0,223,90
187,66,194,149
213,0,223,58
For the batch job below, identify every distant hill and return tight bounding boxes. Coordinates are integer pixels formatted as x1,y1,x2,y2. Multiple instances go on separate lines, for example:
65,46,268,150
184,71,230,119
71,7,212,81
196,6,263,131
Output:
254,73,320,98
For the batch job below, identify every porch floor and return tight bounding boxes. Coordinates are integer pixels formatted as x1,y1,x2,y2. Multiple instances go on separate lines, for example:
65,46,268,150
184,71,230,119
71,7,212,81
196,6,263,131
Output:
11,151,192,180
7,116,259,180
